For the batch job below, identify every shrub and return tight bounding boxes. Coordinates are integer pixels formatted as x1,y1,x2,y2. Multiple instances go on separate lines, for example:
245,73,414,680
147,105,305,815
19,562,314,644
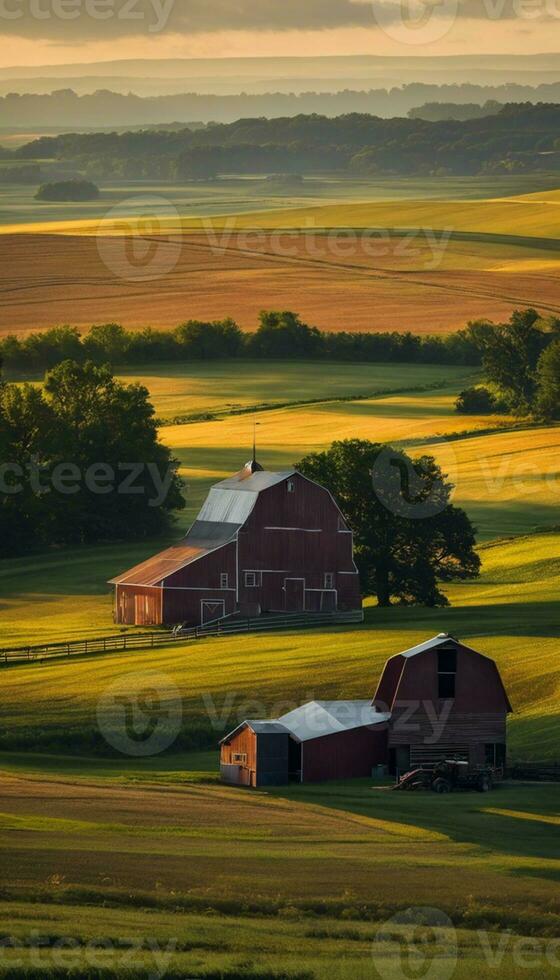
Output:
455,386,500,414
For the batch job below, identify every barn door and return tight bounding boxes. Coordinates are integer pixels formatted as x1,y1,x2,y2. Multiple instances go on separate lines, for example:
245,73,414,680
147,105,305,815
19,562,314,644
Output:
284,578,305,612
134,593,158,626
201,599,225,624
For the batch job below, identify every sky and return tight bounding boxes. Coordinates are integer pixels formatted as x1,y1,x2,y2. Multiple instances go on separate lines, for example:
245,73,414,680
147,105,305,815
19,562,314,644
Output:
0,0,559,68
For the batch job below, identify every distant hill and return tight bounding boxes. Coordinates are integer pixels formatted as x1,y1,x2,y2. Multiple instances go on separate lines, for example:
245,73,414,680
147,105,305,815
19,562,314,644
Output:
1,83,560,128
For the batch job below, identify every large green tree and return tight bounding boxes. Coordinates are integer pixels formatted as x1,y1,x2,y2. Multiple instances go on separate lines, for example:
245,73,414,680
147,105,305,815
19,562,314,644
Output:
472,309,559,414
0,360,185,556
535,339,560,420
296,439,479,607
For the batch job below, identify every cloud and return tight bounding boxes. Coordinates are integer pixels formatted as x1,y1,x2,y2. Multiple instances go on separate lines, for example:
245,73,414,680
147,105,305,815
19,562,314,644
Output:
0,0,551,42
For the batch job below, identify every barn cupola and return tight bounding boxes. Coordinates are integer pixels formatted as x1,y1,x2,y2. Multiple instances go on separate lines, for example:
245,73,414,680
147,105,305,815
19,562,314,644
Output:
244,457,264,474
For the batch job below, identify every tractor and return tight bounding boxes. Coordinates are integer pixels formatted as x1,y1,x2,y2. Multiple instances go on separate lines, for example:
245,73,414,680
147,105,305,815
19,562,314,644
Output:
393,758,499,793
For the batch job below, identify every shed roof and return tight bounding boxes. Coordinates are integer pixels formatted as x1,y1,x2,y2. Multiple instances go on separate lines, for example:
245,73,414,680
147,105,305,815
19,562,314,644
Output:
220,720,290,743
278,700,390,742
220,701,390,746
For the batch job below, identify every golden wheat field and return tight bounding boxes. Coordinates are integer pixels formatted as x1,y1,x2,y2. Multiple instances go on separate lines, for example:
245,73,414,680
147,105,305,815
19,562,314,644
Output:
2,229,560,334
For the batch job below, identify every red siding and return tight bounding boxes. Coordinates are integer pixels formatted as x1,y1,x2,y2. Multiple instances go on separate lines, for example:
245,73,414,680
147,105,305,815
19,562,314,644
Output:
376,642,511,767
114,470,362,626
302,725,388,782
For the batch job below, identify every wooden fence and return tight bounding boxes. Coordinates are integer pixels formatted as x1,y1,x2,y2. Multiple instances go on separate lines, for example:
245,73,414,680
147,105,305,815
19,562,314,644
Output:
508,760,560,781
0,610,364,667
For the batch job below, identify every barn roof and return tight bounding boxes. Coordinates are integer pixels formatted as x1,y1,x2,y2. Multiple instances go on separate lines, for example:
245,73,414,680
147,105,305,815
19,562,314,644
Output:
278,700,390,742
109,519,240,586
220,701,390,746
109,462,295,587
398,633,460,659
220,720,290,743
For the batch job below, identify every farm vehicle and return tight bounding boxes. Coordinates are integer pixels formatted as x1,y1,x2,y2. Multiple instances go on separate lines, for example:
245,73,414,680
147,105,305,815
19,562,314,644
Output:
393,758,501,793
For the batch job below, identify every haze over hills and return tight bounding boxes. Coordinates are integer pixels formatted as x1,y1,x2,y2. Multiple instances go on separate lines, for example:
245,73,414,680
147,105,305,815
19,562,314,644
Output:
2,82,560,129
1,54,560,97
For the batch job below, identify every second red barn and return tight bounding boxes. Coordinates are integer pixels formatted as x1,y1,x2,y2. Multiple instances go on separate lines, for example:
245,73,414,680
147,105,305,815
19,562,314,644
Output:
110,458,363,627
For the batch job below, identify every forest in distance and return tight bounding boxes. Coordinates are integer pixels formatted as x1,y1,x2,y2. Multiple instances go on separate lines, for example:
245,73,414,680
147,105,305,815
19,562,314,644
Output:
7,103,560,180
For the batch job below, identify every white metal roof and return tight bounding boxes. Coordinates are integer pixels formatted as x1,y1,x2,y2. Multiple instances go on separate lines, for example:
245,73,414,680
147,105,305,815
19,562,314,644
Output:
277,700,390,742
214,469,295,493
197,487,259,525
398,633,457,659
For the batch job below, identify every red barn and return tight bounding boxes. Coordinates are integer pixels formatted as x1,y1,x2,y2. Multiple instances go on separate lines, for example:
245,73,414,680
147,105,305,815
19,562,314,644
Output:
110,458,362,627
220,633,512,786
373,632,512,773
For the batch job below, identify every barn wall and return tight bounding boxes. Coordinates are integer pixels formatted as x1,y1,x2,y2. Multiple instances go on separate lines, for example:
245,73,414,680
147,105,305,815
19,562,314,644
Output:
237,473,362,614
302,725,388,782
392,643,510,713
384,643,510,767
220,727,257,786
162,542,237,626
115,585,162,625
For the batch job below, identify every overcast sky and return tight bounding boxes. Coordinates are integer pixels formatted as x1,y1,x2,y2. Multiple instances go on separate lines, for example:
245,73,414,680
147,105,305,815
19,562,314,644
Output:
0,0,558,68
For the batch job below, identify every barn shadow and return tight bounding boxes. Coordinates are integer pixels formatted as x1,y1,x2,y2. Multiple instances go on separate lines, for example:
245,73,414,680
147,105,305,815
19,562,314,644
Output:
268,776,560,870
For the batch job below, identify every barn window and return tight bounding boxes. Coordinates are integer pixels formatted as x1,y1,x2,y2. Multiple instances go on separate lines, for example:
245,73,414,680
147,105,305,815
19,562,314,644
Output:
485,743,506,768
245,571,261,587
287,479,295,493
220,573,229,589
437,647,457,699
324,572,334,589
232,753,247,764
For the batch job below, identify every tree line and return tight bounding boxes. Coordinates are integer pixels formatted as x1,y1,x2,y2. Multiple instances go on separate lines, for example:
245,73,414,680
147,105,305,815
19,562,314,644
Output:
455,308,560,420
0,313,482,376
16,103,560,179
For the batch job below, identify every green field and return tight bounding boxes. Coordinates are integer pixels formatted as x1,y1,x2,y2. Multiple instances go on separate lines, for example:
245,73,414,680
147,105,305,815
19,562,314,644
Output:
1,532,559,760
0,756,558,978
2,360,559,646
2,173,560,231
115,360,475,422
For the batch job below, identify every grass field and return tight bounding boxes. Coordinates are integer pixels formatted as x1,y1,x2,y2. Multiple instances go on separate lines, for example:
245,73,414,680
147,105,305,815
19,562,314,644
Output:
1,334,559,975
2,173,559,230
164,394,559,540
0,761,558,978
2,361,558,645
1,531,559,758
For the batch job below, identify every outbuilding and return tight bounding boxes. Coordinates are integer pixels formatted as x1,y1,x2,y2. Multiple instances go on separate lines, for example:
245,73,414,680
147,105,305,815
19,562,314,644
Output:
219,633,512,786
220,700,390,787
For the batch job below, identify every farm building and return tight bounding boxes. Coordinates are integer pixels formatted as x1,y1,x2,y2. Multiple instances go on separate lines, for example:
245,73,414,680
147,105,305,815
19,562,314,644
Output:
220,633,512,786
110,458,362,627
